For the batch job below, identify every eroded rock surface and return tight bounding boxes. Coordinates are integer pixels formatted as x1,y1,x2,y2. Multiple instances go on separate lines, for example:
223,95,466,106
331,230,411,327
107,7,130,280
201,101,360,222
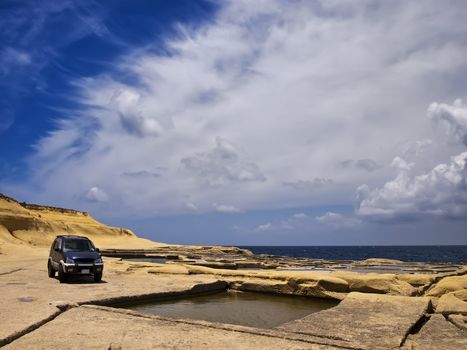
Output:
436,290,467,315
3,306,352,350
278,292,431,349
1,193,466,349
403,314,467,350
0,254,226,346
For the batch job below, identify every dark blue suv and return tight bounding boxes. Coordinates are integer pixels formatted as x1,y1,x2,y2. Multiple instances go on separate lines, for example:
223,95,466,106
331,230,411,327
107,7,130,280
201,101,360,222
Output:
48,235,104,283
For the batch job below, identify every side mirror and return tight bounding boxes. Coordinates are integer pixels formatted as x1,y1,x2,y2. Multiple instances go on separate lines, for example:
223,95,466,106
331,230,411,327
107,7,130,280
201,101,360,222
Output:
96,248,100,252
54,247,59,252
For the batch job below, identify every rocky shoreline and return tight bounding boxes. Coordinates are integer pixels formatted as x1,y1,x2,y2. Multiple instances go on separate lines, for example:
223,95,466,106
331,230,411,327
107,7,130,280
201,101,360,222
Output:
1,246,466,349
0,194,466,349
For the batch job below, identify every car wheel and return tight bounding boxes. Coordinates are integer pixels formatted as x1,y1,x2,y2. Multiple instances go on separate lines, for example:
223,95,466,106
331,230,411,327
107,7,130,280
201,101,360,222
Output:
94,272,102,283
47,261,55,278
58,265,68,283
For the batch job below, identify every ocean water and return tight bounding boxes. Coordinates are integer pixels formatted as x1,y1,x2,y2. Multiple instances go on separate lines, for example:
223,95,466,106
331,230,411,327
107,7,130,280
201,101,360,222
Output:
239,246,467,264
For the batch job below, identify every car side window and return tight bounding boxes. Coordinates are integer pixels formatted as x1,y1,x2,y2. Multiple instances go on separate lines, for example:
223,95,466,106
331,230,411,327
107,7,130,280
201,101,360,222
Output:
53,239,60,251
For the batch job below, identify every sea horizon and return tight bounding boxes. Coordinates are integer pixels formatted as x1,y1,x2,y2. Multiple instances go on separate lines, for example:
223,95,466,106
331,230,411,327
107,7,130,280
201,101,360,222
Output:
238,245,467,264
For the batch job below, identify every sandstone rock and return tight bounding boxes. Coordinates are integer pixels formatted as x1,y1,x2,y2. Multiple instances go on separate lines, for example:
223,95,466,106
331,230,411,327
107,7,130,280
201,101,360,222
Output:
229,279,295,295
404,314,467,350
3,306,349,350
278,292,430,349
436,290,467,315
396,273,436,287
448,314,467,330
185,266,352,298
0,194,159,250
332,271,415,295
427,274,467,297
228,278,347,300
146,264,191,275
360,258,404,265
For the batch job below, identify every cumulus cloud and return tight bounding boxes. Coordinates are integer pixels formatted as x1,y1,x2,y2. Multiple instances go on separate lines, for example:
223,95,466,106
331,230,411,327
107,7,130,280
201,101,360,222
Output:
113,89,164,137
8,1,467,219
253,212,317,233
400,139,433,158
357,152,467,221
181,137,265,186
84,186,109,202
214,203,241,213
255,223,273,232
315,212,343,223
254,220,294,232
316,212,360,227
428,99,467,146
185,202,198,211
292,213,308,219
357,99,467,222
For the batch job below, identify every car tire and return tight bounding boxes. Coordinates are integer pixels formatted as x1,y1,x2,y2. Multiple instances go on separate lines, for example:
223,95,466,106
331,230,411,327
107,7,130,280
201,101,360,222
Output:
94,272,102,283
58,265,68,283
47,261,55,278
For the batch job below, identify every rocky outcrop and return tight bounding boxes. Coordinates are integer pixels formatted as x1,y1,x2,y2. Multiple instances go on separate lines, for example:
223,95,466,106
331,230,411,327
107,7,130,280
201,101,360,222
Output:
279,292,432,349
426,274,467,297
0,193,157,249
403,314,467,350
3,305,352,350
436,290,467,315
229,278,348,300
332,271,416,296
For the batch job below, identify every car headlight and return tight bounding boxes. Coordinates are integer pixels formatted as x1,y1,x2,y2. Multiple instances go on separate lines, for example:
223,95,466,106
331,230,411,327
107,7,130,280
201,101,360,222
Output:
65,257,75,264
94,257,103,263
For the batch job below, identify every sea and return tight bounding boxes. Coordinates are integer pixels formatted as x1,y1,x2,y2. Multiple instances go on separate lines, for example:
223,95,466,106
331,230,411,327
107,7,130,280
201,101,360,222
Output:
239,246,467,264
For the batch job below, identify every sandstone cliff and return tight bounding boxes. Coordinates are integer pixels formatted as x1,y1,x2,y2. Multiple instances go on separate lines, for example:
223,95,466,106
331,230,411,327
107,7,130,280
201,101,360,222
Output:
0,193,161,251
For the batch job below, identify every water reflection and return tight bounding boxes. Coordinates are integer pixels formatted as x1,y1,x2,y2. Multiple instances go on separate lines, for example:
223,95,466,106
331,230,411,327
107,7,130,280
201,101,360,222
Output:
123,290,339,328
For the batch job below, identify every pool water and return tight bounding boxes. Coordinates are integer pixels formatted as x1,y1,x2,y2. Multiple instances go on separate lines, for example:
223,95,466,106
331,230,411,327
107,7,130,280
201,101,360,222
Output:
122,290,338,328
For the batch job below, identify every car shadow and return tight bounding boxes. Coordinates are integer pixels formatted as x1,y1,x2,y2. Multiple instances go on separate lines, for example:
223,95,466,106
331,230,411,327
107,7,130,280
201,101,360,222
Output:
55,275,107,284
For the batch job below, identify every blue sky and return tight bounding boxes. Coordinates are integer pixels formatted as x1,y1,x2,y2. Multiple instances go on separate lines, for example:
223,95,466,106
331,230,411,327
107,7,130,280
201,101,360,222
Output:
1,0,467,245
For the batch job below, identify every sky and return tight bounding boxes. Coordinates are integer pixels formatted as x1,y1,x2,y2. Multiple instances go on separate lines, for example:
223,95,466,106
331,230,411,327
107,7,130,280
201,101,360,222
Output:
1,0,467,246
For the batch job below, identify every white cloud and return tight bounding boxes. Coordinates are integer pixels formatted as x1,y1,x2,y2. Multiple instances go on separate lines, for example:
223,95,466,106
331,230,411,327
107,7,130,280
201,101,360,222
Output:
214,203,241,213
316,212,343,223
400,139,433,159
84,186,109,202
315,212,360,227
292,213,308,219
357,151,467,221
357,99,467,222
428,99,467,146
391,157,414,172
253,220,295,232
181,137,266,186
255,223,273,232
112,88,165,137
9,0,467,220
185,202,198,211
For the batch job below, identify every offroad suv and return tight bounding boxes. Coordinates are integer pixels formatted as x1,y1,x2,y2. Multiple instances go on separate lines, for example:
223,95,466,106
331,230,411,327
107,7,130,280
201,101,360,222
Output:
48,235,104,283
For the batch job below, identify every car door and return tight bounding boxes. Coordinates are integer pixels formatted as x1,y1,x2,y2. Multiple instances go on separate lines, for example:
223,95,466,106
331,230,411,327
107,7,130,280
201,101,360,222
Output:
51,238,61,269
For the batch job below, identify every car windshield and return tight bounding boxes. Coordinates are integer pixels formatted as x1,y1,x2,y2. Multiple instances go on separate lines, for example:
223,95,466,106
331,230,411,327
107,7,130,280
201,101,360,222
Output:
63,239,94,252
